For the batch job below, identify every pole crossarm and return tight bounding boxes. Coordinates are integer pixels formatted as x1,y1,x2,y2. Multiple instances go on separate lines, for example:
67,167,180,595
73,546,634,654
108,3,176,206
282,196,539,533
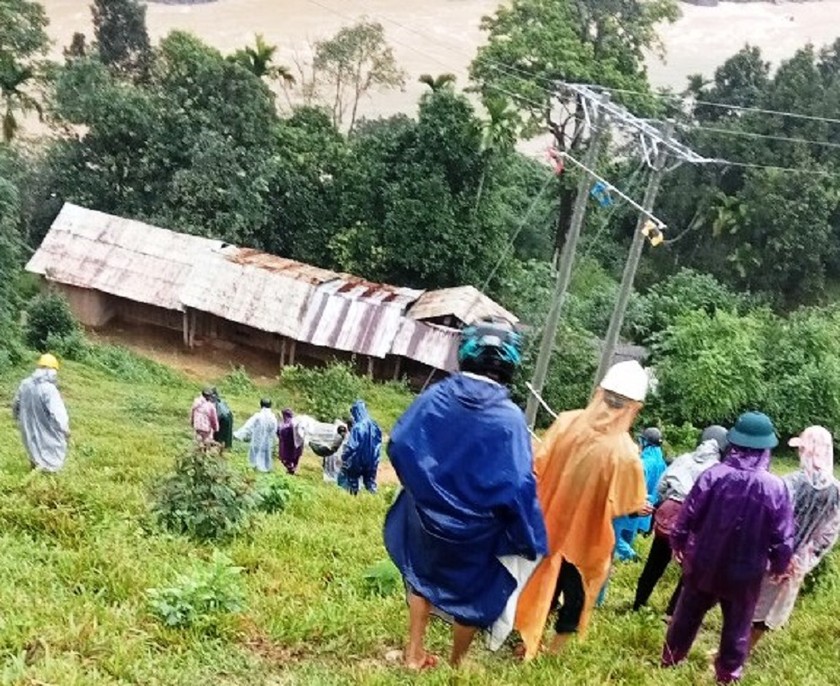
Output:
559,82,718,167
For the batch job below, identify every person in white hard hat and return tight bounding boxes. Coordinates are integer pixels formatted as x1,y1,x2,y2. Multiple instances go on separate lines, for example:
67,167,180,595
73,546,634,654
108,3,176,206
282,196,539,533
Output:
12,353,71,472
514,360,653,659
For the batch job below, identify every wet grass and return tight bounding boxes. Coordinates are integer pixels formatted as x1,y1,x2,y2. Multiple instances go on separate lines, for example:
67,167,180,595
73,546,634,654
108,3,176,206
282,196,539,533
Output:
0,352,836,684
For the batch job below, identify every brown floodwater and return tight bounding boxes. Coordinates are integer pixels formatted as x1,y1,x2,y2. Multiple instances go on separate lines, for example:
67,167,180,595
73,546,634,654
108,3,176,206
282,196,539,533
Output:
31,0,840,131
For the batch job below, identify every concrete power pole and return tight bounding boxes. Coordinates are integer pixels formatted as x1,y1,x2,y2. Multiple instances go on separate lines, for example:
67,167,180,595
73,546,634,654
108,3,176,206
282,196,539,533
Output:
592,122,673,389
525,95,610,428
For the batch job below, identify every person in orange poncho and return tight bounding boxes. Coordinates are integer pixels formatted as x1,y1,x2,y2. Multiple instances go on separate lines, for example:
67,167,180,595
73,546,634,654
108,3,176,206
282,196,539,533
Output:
514,360,652,659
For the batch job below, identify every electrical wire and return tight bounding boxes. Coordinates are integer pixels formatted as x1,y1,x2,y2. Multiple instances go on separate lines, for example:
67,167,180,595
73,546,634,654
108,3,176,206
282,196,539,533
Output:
676,122,840,151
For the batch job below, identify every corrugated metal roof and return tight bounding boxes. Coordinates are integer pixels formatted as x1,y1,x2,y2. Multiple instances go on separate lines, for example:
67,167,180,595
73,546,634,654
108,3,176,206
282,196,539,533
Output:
25,203,219,311
390,319,460,371
407,286,519,325
28,204,518,371
180,250,315,338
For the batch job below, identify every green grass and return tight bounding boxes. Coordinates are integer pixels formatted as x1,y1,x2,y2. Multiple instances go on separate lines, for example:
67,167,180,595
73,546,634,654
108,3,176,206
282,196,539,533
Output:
0,350,836,684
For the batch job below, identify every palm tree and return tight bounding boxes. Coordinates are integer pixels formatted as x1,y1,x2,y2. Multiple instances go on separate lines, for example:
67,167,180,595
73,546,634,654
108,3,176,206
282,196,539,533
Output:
418,73,456,93
231,34,295,87
0,58,43,143
474,95,521,213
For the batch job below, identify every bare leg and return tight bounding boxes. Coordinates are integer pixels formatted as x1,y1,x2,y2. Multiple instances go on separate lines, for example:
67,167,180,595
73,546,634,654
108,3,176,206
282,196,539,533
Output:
451,623,478,667
749,625,766,655
547,632,573,654
405,593,432,669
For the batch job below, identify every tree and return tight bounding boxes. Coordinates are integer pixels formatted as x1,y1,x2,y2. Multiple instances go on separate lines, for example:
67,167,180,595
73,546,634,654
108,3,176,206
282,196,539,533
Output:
470,0,680,136
229,34,295,87
418,73,455,93
313,21,406,130
0,56,42,142
0,0,49,142
0,0,49,60
91,0,152,78
63,32,88,63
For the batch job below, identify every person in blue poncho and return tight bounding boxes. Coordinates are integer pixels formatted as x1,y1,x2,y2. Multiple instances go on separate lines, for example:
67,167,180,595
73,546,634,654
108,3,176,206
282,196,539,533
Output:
384,318,548,670
338,400,382,495
597,427,668,606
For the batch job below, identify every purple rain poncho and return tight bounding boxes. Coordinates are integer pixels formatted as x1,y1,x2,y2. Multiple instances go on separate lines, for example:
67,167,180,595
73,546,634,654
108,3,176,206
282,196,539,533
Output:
671,446,795,600
278,409,303,475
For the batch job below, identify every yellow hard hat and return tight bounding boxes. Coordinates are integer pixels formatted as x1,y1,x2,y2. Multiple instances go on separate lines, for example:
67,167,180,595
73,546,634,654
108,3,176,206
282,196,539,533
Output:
37,353,60,370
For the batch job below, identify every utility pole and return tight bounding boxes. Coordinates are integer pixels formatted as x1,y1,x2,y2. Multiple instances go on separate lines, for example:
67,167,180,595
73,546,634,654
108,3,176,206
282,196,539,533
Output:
592,122,674,390
525,94,610,428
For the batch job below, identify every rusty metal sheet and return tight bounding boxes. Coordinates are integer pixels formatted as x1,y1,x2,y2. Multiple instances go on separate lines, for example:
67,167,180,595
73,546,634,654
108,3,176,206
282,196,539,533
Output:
26,203,217,311
407,286,519,325
390,319,459,372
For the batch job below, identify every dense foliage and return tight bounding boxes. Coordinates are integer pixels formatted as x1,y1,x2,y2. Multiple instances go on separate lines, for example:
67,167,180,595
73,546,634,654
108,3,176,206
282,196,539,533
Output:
152,445,258,543
24,291,79,351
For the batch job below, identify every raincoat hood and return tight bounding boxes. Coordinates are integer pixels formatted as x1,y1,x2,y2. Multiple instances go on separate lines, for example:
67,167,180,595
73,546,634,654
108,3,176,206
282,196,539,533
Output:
350,400,369,423
693,439,722,464
514,387,646,657
657,440,723,504
724,445,771,472
281,408,294,423
32,368,57,385
791,426,834,490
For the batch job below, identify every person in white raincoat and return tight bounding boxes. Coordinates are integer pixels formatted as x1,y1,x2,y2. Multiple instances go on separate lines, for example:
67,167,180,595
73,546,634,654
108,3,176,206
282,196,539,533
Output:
233,398,279,472
13,354,71,472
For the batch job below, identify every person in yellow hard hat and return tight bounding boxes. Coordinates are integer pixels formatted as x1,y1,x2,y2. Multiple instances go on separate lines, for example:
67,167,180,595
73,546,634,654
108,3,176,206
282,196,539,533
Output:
13,353,71,472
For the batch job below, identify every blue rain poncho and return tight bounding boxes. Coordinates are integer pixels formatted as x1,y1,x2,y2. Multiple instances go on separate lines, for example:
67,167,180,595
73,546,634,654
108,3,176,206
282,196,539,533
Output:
234,408,278,472
13,368,70,472
612,442,667,560
384,373,548,629
338,400,382,494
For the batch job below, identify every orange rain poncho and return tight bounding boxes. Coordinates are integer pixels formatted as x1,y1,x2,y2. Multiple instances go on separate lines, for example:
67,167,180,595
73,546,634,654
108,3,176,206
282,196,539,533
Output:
514,388,648,659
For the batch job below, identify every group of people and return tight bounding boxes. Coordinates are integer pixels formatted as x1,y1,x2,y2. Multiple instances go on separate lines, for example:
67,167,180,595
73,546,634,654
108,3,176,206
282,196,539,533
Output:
192,389,383,495
10,337,840,682
384,318,840,683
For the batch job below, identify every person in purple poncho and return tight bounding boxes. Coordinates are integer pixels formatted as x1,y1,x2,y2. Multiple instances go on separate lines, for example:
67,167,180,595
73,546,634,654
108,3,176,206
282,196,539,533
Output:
661,411,794,684
277,408,303,475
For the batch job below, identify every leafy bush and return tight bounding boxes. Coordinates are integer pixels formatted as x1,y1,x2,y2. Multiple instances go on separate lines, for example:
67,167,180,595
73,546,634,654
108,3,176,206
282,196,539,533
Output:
254,474,292,514
152,445,257,543
24,292,79,351
652,310,766,428
282,361,362,421
633,269,753,345
46,329,90,362
361,559,401,597
147,553,245,630
220,365,255,394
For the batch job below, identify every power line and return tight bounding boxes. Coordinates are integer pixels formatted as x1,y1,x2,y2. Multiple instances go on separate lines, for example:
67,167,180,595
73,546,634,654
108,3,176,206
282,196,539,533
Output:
588,84,840,128
710,159,838,178
676,122,840,151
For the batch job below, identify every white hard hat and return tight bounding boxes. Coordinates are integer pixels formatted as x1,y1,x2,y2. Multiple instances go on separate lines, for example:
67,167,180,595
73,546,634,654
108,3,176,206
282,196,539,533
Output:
599,360,649,402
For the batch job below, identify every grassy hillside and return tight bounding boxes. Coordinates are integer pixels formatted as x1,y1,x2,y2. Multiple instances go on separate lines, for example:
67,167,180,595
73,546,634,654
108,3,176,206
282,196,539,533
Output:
0,349,836,685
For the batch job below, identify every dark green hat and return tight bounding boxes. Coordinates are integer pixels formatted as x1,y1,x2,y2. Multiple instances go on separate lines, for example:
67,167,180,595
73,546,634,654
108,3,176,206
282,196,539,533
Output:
728,412,778,450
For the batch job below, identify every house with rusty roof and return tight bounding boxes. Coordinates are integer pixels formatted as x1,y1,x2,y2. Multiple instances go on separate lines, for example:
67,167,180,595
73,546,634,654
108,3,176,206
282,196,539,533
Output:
27,203,518,384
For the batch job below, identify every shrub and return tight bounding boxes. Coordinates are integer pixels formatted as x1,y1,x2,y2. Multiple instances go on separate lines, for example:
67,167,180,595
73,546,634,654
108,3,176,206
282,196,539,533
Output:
220,365,255,394
254,474,292,514
24,292,79,351
87,344,180,385
46,329,90,362
152,445,257,543
147,553,245,630
282,361,363,421
361,559,401,597
652,309,766,428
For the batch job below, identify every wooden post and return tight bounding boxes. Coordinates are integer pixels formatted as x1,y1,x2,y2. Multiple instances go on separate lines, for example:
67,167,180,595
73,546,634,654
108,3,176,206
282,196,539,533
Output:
182,310,190,347
289,340,297,365
367,356,374,378
392,357,402,381
189,310,197,348
279,338,287,368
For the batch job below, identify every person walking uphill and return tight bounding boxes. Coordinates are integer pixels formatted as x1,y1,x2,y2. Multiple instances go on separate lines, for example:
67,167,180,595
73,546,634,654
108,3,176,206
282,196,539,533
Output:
338,400,382,495
633,425,728,614
751,425,840,650
13,354,71,473
191,388,219,445
384,318,547,670
234,399,279,472
613,427,667,561
277,409,304,475
211,388,234,450
662,412,794,684
514,360,651,660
